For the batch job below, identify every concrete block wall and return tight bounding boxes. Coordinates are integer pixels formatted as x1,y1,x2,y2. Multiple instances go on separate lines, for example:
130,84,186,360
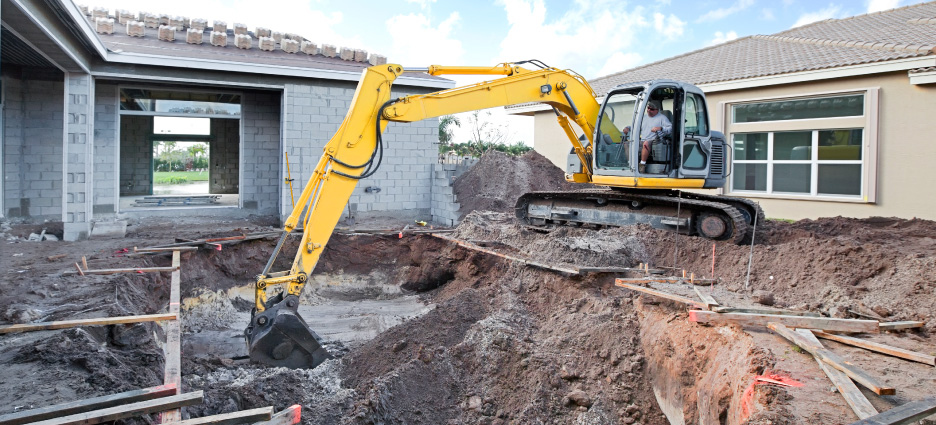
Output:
120,115,152,196
92,82,118,215
209,118,239,194
1,74,65,219
282,81,438,221
430,159,479,226
64,73,94,241
241,90,281,213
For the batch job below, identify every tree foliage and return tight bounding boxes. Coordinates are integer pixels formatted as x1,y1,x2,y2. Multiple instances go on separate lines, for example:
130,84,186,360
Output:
437,112,531,158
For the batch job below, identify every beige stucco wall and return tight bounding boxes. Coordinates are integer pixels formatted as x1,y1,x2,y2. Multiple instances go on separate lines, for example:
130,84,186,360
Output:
530,71,936,220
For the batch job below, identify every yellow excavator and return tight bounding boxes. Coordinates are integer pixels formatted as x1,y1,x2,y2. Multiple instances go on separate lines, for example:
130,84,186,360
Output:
245,62,764,368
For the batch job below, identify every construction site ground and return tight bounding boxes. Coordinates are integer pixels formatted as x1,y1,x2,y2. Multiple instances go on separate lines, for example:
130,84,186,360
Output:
1,151,934,425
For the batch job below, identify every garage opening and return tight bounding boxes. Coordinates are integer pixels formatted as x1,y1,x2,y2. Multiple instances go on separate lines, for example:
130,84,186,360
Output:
118,88,241,210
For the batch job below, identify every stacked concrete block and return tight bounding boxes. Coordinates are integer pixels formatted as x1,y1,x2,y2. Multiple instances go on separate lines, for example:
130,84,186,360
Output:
281,39,299,53
144,13,159,29
117,10,134,24
256,27,271,38
353,49,367,62
94,17,115,34
213,21,227,33
170,16,187,30
138,11,148,21
300,40,317,55
259,36,275,51
92,7,108,19
234,23,248,35
210,31,227,47
272,31,283,43
158,25,176,41
321,44,338,57
186,28,203,44
190,18,207,31
235,34,252,49
240,90,282,213
64,74,93,240
368,53,387,66
127,21,145,37
158,13,170,26
79,5,89,15
339,47,355,61
285,33,302,41
92,83,118,215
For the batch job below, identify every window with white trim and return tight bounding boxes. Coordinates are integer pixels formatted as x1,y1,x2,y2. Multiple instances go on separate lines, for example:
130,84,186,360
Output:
728,91,875,201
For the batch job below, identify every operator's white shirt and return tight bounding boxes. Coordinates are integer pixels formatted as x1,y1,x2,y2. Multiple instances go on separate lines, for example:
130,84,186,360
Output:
638,113,672,142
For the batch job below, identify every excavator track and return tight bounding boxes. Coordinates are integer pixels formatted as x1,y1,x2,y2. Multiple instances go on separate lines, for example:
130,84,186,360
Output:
652,191,765,242
516,189,750,244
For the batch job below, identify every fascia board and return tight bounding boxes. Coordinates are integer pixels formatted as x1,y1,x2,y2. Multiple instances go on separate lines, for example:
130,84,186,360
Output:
104,51,456,89
700,56,936,92
909,70,936,85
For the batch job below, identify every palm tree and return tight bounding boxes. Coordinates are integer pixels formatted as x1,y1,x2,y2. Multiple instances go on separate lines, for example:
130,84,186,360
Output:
438,115,460,152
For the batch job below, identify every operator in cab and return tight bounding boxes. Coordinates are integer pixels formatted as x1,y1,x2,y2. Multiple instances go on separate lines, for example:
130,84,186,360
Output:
623,99,671,173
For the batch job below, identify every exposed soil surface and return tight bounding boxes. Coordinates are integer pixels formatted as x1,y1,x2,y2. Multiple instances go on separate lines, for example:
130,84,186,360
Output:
1,152,935,424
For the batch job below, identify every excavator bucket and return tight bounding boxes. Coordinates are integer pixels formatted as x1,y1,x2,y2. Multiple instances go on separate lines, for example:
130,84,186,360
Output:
245,294,331,369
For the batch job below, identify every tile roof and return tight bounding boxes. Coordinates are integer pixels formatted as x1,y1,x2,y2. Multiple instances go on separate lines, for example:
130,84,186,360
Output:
590,1,936,96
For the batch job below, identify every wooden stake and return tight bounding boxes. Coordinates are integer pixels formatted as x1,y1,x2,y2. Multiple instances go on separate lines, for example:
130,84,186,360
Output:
795,330,878,420
81,256,88,270
0,313,176,334
615,281,707,310
812,330,936,366
0,384,177,425
767,323,895,395
73,263,85,276
25,392,202,425
689,310,878,333
47,254,68,261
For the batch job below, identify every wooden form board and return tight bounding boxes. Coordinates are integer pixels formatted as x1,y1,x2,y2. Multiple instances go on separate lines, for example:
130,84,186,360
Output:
252,405,301,425
689,310,879,333
0,313,177,334
163,407,272,425
711,307,821,317
615,281,708,310
64,266,179,276
617,277,718,285
768,323,895,395
879,321,924,331
848,396,936,425
432,234,579,274
0,385,177,425
812,330,936,366
159,250,183,424
693,287,719,309
796,329,878,420
27,391,203,425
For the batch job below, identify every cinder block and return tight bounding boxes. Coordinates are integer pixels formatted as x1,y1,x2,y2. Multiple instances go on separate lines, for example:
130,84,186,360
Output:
300,40,317,55
272,31,283,43
158,13,170,26
339,47,355,60
321,44,338,57
256,27,271,38
285,32,302,41
281,39,299,53
259,36,275,51
95,17,114,34
213,21,227,33
79,5,89,16
234,23,248,35
190,18,207,31
125,20,144,37
91,220,127,238
92,7,108,19
158,25,176,41
144,13,159,28
186,28,203,44
117,9,134,24
170,16,187,30
210,31,227,47
353,49,367,62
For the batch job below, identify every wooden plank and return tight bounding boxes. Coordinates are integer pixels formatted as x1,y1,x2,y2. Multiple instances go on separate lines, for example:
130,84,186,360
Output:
252,405,301,425
164,407,273,425
615,281,707,310
768,323,895,395
796,329,878,420
159,250,183,424
693,287,720,309
0,385,177,425
689,310,878,333
812,330,936,366
0,313,177,334
432,234,579,274
134,247,200,253
64,266,179,276
576,267,640,274
616,277,718,285
848,396,936,425
27,392,203,425
711,307,822,317
879,321,924,331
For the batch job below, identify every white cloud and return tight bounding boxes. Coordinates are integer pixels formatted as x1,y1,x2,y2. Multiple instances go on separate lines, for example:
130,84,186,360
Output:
792,4,844,28
761,8,776,20
405,0,437,9
866,0,900,12
697,0,755,22
385,12,464,65
654,13,686,39
709,31,739,46
595,52,643,78
495,0,650,79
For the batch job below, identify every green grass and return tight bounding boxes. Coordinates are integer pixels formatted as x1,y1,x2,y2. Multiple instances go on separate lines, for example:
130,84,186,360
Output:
154,171,209,184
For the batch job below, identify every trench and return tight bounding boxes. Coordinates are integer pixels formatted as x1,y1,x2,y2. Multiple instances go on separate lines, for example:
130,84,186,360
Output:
111,232,780,425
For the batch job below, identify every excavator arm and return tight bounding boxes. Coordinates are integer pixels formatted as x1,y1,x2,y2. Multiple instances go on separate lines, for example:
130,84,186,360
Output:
246,63,602,368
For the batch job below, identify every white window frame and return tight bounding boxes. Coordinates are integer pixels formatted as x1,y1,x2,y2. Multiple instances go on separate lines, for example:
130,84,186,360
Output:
723,87,879,203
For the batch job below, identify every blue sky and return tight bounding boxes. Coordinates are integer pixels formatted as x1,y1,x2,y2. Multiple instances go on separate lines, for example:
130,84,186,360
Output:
88,0,932,144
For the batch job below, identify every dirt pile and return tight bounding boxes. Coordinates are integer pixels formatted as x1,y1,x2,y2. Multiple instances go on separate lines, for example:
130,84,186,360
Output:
453,150,581,218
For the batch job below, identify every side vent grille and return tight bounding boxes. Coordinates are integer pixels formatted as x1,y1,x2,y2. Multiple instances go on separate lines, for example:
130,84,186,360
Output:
710,143,725,177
